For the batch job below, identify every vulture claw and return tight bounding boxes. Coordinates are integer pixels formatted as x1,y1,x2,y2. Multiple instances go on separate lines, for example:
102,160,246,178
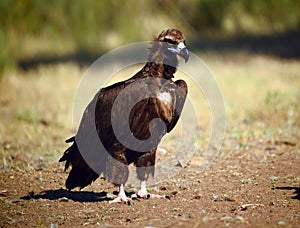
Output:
109,195,132,205
130,193,140,201
165,195,171,200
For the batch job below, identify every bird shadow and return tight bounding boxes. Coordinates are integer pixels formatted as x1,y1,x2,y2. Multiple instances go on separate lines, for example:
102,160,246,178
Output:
20,188,112,202
274,187,300,200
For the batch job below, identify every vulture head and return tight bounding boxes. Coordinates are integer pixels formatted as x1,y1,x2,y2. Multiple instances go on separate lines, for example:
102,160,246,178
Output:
149,29,189,65
157,28,189,63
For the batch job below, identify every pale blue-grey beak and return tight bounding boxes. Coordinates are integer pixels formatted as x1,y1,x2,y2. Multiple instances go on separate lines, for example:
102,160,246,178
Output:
168,42,189,63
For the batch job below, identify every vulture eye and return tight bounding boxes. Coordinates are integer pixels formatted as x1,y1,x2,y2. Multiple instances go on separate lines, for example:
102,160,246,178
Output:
164,38,177,45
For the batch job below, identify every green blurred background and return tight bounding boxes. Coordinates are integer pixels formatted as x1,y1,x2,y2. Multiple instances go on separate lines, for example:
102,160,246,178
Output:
1,0,300,74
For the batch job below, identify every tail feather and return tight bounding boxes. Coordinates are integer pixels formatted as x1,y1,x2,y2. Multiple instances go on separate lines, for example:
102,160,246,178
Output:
59,137,99,190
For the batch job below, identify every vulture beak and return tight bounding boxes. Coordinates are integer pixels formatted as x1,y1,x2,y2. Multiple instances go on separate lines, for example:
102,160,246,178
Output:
168,42,189,63
179,47,189,63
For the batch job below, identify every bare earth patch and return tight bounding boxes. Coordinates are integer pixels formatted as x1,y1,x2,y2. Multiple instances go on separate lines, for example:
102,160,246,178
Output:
1,139,299,227
0,56,299,227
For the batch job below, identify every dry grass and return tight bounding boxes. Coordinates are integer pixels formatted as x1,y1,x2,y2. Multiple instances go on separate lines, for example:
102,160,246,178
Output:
207,54,300,134
0,63,83,170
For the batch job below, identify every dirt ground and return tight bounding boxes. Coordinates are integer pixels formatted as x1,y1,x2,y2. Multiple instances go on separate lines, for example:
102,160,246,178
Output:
1,138,299,228
0,54,299,227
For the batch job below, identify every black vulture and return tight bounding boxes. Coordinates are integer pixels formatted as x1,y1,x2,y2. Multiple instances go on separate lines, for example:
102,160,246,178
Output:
59,29,189,204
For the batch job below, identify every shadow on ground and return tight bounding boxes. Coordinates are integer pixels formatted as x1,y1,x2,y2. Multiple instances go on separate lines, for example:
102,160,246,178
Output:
17,30,300,71
20,189,138,203
275,187,300,200
20,189,111,202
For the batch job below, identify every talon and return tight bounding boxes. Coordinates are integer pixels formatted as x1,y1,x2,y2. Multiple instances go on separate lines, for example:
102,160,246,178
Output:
109,194,132,204
109,196,132,204
109,184,132,204
131,194,139,201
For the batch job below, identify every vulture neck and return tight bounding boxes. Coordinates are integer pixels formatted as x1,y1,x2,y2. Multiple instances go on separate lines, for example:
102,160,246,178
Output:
143,44,178,80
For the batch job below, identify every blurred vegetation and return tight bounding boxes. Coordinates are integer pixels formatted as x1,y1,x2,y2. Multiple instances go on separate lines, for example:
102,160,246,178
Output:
0,0,300,76
191,0,300,34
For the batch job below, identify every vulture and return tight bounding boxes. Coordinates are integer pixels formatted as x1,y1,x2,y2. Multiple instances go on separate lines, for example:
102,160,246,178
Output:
59,28,189,204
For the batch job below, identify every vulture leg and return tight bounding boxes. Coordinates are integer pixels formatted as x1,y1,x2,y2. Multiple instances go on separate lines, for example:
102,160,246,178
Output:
132,151,167,200
109,184,131,205
134,180,165,199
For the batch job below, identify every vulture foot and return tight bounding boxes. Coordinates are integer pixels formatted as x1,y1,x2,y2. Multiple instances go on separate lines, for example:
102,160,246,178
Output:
109,185,132,205
109,194,132,205
132,189,169,200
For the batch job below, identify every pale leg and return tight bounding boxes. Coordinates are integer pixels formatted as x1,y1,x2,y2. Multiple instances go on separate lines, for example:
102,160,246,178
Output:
109,184,132,204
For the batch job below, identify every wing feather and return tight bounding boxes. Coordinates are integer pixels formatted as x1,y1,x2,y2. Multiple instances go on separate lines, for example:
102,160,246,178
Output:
166,79,188,132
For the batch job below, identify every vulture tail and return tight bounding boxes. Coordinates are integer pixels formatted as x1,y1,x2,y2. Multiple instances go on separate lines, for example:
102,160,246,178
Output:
59,136,99,190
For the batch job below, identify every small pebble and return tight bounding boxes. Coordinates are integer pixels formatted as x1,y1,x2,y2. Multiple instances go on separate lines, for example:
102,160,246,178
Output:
193,194,201,199
170,190,178,195
106,192,115,198
159,186,167,191
220,216,232,221
269,176,280,181
58,197,69,202
235,215,245,221
213,194,219,201
0,189,8,197
202,215,214,222
8,219,16,224
278,221,286,225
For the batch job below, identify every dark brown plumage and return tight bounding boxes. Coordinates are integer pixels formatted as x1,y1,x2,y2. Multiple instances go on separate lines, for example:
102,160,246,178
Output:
59,28,189,203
